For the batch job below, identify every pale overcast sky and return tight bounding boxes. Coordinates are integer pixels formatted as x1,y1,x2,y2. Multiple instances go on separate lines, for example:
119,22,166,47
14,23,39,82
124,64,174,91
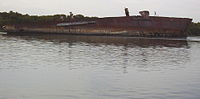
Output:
0,0,199,22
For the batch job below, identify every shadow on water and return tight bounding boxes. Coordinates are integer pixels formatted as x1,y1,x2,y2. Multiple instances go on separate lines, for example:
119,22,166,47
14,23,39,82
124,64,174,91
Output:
3,33,189,48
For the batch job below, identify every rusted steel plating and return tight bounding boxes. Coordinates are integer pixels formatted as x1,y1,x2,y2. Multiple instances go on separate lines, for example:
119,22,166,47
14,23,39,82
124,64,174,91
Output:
3,8,193,38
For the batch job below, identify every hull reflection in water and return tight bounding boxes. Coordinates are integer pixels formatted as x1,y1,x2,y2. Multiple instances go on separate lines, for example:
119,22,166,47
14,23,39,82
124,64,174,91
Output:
2,33,190,72
5,33,188,48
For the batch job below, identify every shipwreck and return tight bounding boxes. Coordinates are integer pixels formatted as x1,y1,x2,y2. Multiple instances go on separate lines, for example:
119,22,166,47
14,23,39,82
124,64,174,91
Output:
3,8,192,38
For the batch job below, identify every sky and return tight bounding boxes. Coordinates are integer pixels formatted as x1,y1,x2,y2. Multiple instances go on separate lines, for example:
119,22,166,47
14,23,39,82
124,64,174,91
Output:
0,0,199,22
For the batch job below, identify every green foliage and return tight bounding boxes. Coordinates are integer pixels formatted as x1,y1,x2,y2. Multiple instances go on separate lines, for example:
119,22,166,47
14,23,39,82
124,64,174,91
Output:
0,11,67,25
0,11,98,26
188,22,200,36
73,14,84,19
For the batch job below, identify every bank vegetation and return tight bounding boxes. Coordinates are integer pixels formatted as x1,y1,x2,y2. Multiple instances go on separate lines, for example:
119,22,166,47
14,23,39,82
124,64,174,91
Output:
0,11,97,31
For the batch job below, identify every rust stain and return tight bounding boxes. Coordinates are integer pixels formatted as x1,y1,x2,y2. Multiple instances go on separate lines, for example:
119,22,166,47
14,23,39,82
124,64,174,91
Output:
4,13,192,38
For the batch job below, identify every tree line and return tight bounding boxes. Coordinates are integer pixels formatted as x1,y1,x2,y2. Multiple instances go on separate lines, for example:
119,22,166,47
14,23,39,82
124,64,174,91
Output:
0,11,97,30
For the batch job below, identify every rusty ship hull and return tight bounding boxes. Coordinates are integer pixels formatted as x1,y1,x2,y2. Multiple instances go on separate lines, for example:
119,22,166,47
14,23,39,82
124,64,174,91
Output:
4,15,192,38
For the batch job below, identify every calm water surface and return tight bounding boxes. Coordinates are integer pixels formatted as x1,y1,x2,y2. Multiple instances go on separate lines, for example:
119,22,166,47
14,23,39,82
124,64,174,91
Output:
0,34,200,99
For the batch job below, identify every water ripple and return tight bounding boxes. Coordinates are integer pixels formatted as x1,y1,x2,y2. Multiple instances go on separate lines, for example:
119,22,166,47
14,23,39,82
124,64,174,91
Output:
0,35,200,99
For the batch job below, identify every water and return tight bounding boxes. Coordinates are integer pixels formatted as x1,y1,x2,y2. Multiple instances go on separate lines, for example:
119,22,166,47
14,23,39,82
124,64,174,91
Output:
0,34,200,99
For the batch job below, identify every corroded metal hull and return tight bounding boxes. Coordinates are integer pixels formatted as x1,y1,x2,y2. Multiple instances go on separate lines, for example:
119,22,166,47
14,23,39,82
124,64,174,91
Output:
4,16,192,38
